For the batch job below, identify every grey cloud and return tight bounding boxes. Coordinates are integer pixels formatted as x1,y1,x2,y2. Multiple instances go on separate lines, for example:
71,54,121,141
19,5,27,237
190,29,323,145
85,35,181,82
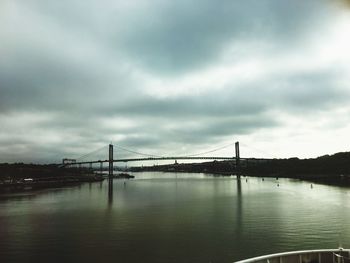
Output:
108,94,266,118
104,70,348,119
118,0,330,73
0,0,349,162
264,71,350,111
0,0,340,115
0,47,137,114
18,0,331,74
161,116,278,144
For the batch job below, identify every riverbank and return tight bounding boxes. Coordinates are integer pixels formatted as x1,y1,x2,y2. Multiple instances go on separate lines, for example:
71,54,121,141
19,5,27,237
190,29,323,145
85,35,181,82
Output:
0,163,104,192
130,151,350,186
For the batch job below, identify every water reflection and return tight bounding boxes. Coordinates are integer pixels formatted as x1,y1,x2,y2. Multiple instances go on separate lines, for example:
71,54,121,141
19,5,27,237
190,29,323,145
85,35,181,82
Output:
236,177,242,233
2,173,350,262
108,178,113,206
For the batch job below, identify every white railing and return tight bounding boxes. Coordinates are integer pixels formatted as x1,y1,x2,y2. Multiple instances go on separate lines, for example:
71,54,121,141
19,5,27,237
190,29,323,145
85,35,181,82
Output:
235,248,350,263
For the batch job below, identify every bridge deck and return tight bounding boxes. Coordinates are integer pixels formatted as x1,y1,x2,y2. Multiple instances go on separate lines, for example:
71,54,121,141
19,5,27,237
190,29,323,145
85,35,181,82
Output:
62,156,273,167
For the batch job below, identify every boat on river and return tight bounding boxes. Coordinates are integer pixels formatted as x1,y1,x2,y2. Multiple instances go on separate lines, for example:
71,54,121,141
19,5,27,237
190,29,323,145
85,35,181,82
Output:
235,248,350,263
113,173,135,179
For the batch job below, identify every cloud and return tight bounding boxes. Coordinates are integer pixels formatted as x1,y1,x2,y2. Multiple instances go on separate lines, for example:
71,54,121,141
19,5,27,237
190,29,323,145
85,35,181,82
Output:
1,0,350,162
117,0,332,74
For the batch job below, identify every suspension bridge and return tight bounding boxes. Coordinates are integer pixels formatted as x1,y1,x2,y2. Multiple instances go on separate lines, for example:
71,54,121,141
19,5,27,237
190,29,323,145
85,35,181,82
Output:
61,141,273,178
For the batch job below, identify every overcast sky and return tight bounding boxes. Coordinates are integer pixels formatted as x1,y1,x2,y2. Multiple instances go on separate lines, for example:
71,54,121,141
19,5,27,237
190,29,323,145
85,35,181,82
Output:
1,0,350,163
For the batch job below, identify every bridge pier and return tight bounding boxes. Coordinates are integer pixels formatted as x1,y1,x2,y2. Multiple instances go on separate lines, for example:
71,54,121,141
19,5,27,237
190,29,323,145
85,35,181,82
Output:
108,144,114,205
108,178,113,204
235,141,241,179
100,161,103,174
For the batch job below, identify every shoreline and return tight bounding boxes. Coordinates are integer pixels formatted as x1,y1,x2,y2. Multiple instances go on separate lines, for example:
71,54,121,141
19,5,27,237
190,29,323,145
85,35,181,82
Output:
131,170,350,187
0,174,105,193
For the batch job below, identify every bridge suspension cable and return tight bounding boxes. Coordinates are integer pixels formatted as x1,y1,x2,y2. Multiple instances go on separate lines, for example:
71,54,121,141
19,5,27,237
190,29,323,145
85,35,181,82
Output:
114,144,165,158
114,141,238,159
239,142,276,158
74,144,109,161
115,141,237,159
68,140,239,163
184,141,237,157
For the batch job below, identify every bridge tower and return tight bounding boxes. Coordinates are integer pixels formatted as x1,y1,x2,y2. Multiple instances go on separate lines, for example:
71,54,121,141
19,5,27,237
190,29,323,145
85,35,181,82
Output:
109,144,113,178
235,141,241,178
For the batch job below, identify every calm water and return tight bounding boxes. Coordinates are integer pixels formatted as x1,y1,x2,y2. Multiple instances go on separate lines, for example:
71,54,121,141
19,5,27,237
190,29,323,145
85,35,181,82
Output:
1,172,350,263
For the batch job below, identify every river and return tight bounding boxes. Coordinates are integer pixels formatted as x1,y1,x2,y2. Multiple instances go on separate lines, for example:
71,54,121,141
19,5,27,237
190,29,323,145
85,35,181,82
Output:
1,172,350,263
